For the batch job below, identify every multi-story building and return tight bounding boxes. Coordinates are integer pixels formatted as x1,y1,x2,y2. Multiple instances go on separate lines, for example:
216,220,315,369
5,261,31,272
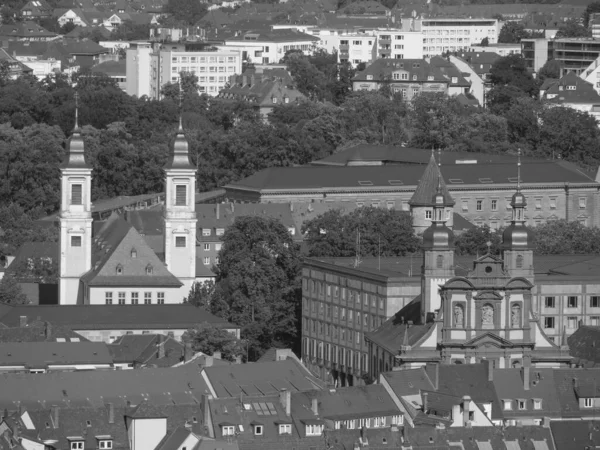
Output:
521,38,553,74
225,146,600,228
522,37,600,77
405,17,500,57
126,41,154,98
221,29,320,64
352,59,449,100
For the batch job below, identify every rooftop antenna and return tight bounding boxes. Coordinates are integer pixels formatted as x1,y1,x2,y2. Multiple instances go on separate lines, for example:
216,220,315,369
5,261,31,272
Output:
517,148,522,192
73,90,79,131
178,77,183,131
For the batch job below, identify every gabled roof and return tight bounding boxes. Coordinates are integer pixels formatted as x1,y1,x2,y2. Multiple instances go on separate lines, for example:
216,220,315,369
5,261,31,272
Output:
0,342,112,368
553,368,600,418
409,153,455,207
81,215,181,287
543,71,600,105
381,367,435,396
107,334,186,367
568,326,600,366
202,359,325,398
91,59,125,77
0,322,85,344
0,21,57,39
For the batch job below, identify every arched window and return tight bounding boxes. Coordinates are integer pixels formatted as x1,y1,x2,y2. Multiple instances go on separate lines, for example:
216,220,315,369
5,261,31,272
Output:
516,254,523,269
436,254,444,269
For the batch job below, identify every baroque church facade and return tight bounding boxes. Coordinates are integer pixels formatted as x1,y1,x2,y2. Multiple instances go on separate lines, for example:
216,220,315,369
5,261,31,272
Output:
365,156,571,378
58,105,196,305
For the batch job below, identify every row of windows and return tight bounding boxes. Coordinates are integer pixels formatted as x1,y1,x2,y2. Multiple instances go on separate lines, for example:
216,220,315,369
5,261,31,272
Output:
203,243,222,251
202,228,225,237
70,440,113,449
304,281,386,310
333,416,403,430
462,196,587,213
543,296,600,308
171,56,236,63
503,398,542,411
105,292,165,305
172,66,236,73
305,319,370,343
221,423,293,437
543,315,600,329
202,256,218,265
425,38,471,43
304,338,368,371
304,304,383,330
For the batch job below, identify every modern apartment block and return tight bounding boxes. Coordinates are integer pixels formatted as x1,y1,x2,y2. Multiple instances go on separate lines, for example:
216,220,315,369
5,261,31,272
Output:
126,41,242,98
522,37,600,77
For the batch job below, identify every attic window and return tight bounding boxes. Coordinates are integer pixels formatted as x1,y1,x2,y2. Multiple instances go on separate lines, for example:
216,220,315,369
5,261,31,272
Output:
116,264,123,275
254,425,263,435
412,75,417,80
427,75,434,81
192,416,198,423
272,96,277,104
566,85,576,90
479,178,493,183
86,420,91,427
98,440,113,449
367,74,373,80
131,249,137,258
448,179,464,184
358,181,373,186
145,264,153,275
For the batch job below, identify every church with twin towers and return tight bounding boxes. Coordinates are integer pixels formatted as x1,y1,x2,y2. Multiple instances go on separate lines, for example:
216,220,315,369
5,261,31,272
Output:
58,98,197,305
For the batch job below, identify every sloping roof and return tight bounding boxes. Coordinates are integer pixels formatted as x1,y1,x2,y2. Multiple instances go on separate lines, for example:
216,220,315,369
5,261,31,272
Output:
553,368,600,418
225,160,596,192
544,71,600,105
0,364,210,410
0,342,112,368
0,304,238,331
409,153,455,206
107,334,186,367
551,420,600,450
224,28,319,43
382,367,435,396
0,21,57,38
156,427,196,450
81,215,181,287
0,323,86,343
203,359,325,397
353,58,448,83
568,326,600,365
4,241,58,282
91,59,126,77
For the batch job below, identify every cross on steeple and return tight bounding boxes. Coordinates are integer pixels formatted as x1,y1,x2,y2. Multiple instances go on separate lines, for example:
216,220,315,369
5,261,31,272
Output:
178,79,183,131
73,91,79,131
517,148,521,191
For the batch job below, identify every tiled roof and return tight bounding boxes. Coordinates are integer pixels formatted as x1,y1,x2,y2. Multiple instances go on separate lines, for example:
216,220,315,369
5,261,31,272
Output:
553,368,600,418
551,420,600,450
203,359,325,397
0,304,238,331
4,242,58,282
492,368,562,418
568,326,600,366
0,322,86,343
225,160,596,192
0,342,112,368
224,29,319,43
382,367,435,396
91,59,125,77
156,427,196,450
543,71,600,105
107,334,186,367
0,364,210,410
409,153,454,206
429,56,471,87
353,58,448,83
81,214,181,287
0,21,57,38
219,75,306,107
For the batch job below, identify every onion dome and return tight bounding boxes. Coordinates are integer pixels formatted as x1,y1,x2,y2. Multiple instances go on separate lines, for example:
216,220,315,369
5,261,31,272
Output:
61,92,91,169
422,178,454,249
164,115,196,171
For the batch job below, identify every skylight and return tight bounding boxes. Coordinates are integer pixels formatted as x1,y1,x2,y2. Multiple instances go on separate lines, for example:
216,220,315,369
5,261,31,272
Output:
388,180,403,185
358,181,373,186
478,178,493,183
507,177,521,183
448,179,464,184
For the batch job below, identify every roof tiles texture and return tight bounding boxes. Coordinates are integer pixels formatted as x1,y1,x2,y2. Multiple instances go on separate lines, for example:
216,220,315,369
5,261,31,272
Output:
0,342,112,368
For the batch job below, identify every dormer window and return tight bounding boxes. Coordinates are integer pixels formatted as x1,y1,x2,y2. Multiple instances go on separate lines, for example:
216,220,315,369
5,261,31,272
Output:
221,425,235,436
116,264,123,275
566,85,576,90
202,228,211,237
305,424,323,436
284,96,289,104
69,440,84,450
145,264,153,275
427,75,434,81
452,77,458,83
279,424,292,434
253,424,263,435
272,96,277,104
131,249,137,259
367,74,373,80
503,400,512,410
216,228,225,236
412,75,417,80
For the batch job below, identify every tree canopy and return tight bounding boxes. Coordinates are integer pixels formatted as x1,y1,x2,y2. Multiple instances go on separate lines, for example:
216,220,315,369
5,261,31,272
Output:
182,323,245,362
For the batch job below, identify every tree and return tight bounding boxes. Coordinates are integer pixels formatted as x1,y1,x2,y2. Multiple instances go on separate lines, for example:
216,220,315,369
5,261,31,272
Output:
9,257,58,283
454,225,503,256
186,280,215,308
59,21,76,35
0,274,29,305
214,216,301,359
489,54,538,97
537,59,561,82
480,37,489,46
533,220,600,254
182,323,245,361
487,85,530,116
164,0,207,26
302,207,420,257
555,18,591,38
498,22,531,43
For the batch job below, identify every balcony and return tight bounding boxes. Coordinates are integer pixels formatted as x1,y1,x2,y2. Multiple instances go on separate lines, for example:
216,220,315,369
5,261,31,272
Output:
339,44,349,51
378,38,391,45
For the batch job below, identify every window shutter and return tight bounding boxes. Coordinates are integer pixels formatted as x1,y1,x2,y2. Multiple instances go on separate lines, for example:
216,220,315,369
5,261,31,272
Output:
71,184,82,205
175,185,187,206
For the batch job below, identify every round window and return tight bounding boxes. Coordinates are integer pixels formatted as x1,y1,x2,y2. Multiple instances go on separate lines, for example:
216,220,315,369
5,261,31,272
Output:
485,266,493,274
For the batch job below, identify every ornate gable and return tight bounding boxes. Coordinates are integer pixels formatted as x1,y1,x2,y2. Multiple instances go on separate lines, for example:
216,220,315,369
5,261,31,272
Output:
463,332,516,349
473,290,503,302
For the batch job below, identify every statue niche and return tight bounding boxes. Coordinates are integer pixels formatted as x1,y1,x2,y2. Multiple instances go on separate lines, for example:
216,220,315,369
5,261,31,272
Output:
481,304,494,329
511,303,521,328
453,303,464,328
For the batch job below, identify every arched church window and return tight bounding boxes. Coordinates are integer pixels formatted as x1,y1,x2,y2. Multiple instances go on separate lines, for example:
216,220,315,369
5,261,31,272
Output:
453,303,464,328
511,303,521,328
116,264,123,275
436,254,444,269
516,254,523,269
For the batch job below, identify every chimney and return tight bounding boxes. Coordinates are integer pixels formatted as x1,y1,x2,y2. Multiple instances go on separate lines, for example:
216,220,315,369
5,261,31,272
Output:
184,342,193,362
157,335,165,359
485,359,493,381
522,366,530,391
462,395,471,426
51,405,59,429
45,321,52,339
422,392,428,412
279,389,291,416
425,363,439,390
213,351,221,360
107,403,114,424
311,398,318,416
216,203,220,220
19,316,27,328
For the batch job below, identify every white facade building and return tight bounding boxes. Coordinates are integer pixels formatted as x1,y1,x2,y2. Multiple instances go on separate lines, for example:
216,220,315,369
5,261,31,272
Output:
126,41,154,98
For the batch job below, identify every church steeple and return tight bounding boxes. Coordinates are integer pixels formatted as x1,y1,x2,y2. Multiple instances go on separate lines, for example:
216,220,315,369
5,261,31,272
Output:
409,151,454,234
59,91,93,304
163,87,197,297
502,150,534,281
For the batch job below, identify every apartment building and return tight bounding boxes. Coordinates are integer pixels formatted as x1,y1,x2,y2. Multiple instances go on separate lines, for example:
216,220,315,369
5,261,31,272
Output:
522,37,600,77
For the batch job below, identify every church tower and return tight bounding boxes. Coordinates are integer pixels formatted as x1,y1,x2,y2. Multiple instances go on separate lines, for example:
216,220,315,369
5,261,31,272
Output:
163,112,197,297
421,179,455,322
502,151,534,282
409,152,454,234
59,93,92,304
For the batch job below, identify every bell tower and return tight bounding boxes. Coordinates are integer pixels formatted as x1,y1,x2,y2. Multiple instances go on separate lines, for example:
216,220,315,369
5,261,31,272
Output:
59,92,92,304
502,150,534,282
421,179,456,322
163,103,197,297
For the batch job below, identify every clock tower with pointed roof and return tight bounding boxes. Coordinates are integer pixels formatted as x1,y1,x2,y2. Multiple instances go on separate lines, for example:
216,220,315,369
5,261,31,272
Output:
59,93,93,304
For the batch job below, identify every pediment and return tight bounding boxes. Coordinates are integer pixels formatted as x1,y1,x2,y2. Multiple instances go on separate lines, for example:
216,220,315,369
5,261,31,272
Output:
443,277,475,290
463,332,514,348
505,277,533,289
473,290,503,301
